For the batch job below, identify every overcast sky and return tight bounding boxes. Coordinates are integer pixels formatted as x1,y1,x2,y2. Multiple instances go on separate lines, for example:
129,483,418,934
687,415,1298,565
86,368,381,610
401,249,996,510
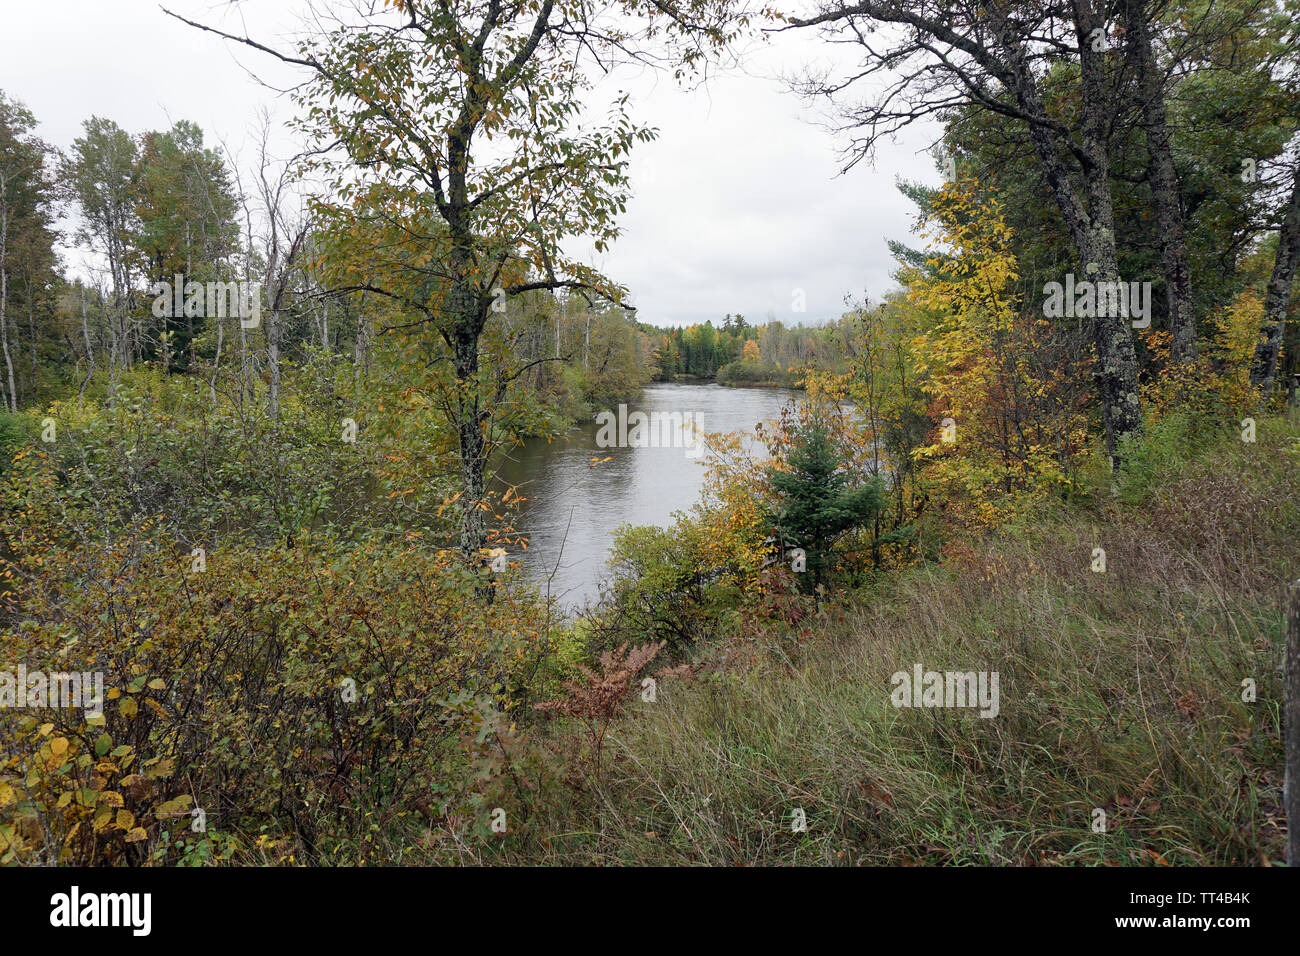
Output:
0,0,943,328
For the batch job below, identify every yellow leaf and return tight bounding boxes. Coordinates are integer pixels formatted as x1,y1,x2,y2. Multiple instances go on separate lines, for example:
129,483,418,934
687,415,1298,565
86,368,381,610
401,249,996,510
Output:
143,758,175,780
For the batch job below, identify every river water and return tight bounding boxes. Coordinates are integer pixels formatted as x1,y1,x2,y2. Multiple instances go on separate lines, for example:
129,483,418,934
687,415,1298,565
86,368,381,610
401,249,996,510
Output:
492,382,798,609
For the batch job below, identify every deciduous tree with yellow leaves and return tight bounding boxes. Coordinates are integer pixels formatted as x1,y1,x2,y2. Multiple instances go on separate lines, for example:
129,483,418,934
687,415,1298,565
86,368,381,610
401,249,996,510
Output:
901,179,1091,527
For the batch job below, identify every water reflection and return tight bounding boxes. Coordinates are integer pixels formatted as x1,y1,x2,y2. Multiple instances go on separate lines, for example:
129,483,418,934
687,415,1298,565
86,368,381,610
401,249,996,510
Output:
490,383,798,609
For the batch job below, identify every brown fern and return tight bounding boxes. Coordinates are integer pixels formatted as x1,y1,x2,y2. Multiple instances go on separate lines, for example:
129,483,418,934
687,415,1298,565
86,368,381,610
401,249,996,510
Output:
534,641,665,780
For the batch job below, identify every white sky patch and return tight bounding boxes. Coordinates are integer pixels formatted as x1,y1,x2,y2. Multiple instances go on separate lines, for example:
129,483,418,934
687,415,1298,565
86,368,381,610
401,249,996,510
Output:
0,0,943,327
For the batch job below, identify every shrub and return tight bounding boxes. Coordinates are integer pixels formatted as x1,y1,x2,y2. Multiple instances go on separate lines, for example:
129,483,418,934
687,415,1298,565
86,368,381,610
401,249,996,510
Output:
0,524,546,863
717,359,788,386
1112,412,1205,506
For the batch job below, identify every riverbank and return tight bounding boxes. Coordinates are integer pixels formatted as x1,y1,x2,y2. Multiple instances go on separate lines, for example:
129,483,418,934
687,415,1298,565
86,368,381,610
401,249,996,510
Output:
465,415,1300,865
494,382,800,608
715,378,797,389
653,373,803,390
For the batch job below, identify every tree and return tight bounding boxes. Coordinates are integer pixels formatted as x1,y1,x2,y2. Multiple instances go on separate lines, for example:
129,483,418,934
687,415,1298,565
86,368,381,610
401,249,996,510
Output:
133,120,240,371
1120,0,1196,364
63,117,139,384
167,0,742,560
903,177,1090,520
766,414,884,591
787,0,1145,463
0,92,58,413
238,111,311,418
1250,158,1300,401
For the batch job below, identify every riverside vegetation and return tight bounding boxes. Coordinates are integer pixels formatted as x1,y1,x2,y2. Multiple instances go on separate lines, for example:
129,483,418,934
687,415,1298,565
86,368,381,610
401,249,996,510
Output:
1,0,1299,866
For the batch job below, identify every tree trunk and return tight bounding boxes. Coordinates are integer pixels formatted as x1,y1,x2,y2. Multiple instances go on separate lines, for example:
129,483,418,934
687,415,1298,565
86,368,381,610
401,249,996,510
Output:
453,310,488,559
239,320,250,403
447,231,490,560
268,307,281,420
210,313,222,407
999,12,1143,464
79,286,95,400
1123,0,1197,364
185,226,194,365
25,264,38,383
1250,163,1300,399
105,288,119,401
0,205,16,412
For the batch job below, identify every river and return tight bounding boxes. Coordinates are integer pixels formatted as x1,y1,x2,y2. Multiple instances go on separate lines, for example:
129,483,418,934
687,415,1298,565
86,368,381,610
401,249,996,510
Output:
491,382,799,609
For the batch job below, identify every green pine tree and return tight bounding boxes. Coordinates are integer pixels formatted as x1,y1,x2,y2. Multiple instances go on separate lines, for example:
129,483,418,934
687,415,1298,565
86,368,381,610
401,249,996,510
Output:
766,416,884,591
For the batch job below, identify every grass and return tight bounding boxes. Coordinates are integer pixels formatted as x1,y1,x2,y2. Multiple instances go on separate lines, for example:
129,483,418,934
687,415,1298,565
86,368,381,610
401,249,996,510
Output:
464,414,1300,866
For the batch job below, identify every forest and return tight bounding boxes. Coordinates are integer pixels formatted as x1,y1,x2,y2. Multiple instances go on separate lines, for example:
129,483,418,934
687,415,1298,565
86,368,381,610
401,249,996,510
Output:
0,0,1298,877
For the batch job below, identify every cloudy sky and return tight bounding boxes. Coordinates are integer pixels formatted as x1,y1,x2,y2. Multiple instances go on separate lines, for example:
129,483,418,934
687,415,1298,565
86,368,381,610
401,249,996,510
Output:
0,0,944,328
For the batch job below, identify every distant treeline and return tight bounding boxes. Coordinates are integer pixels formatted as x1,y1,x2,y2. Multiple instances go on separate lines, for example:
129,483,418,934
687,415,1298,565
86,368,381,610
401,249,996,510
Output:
643,313,863,386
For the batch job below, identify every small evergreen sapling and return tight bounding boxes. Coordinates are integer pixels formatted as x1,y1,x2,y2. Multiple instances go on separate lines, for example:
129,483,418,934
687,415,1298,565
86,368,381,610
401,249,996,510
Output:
765,417,884,592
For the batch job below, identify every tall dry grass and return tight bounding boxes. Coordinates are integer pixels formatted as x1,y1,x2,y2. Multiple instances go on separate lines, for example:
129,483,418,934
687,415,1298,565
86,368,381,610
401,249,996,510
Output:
474,417,1299,865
